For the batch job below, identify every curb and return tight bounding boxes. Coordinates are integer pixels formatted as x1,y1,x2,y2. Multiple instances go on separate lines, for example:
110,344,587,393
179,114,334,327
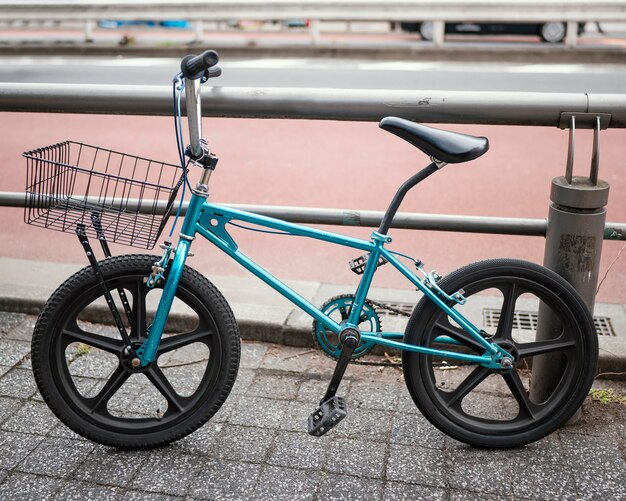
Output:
1,257,624,379
1,40,625,64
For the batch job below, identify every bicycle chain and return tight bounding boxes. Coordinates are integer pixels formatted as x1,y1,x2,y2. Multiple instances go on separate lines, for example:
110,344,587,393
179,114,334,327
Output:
351,299,477,368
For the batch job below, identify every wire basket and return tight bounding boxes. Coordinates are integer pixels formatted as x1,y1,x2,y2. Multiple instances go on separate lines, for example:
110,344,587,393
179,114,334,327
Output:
23,141,185,250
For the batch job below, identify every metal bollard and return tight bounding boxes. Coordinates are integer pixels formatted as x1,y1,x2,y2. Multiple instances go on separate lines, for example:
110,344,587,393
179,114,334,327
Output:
530,115,609,403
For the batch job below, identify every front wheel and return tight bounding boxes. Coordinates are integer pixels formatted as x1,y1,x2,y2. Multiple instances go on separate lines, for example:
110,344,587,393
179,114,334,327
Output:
32,254,240,449
402,259,598,448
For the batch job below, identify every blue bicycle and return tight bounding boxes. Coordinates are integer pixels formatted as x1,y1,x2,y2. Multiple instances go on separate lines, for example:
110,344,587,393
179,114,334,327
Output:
24,50,598,449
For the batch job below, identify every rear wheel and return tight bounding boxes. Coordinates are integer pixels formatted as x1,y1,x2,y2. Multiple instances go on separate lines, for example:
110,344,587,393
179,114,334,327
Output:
32,254,240,449
402,259,597,448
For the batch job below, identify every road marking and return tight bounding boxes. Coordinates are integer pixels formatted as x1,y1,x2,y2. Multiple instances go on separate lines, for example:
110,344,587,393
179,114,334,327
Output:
1,56,625,75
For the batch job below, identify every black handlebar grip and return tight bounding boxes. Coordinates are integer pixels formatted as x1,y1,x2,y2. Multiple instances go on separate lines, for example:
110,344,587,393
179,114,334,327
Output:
207,66,222,79
181,50,220,80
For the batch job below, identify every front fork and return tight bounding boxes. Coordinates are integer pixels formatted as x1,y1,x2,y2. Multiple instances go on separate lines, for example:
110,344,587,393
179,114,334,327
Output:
135,192,206,367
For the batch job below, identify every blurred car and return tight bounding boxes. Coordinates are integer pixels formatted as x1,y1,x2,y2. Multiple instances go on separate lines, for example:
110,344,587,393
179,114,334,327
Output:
400,21,585,43
98,20,190,29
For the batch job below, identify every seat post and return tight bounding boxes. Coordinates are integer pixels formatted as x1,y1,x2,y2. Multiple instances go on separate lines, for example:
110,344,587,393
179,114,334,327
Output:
378,162,439,235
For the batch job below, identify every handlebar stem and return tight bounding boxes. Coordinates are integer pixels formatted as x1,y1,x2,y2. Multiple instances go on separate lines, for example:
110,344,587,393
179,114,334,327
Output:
184,77,203,158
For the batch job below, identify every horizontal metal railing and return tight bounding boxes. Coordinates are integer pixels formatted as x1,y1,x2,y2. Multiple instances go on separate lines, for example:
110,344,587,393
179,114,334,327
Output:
2,1,625,23
2,192,624,240
2,83,626,128
1,1,625,47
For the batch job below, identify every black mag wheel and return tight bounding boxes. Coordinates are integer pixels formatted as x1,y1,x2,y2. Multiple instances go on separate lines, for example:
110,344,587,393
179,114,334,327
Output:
402,259,598,449
32,254,240,449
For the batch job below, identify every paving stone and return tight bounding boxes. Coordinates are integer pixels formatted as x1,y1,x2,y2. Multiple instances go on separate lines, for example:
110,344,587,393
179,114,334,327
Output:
18,356,32,370
0,472,64,500
172,420,223,455
0,339,31,366
449,490,507,501
333,408,393,443
259,344,317,373
2,316,36,341
447,449,511,496
239,342,269,369
395,390,421,415
212,424,275,463
48,422,89,441
267,431,329,470
17,437,95,477
384,481,447,501
230,368,255,395
0,368,38,399
325,438,387,479
318,473,383,501
253,465,319,501
0,395,23,425
0,312,27,335
560,432,626,473
228,396,289,429
68,350,118,379
347,380,400,412
389,412,445,450
130,451,202,496
1,400,59,434
502,432,564,467
72,445,148,487
188,459,261,500
0,431,44,469
278,400,314,433
573,468,626,501
296,378,335,403
210,392,239,424
246,373,301,400
123,491,184,501
386,444,447,488
54,481,120,500
511,461,577,500
0,365,12,379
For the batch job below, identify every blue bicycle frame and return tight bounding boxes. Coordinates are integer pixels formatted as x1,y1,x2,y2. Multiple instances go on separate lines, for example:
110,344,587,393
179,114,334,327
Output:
137,190,511,370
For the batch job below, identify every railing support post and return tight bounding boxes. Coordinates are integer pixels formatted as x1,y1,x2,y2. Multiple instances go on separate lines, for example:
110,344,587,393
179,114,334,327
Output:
566,21,579,47
84,20,95,42
192,20,204,43
432,20,445,46
309,19,321,45
530,116,609,403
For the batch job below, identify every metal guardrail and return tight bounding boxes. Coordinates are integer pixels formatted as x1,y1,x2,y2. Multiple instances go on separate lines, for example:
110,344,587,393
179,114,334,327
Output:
2,1,625,47
2,191,624,240
3,1,625,22
2,83,626,128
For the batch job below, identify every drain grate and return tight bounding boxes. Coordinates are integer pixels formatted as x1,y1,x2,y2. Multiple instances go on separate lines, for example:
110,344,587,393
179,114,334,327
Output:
483,308,616,337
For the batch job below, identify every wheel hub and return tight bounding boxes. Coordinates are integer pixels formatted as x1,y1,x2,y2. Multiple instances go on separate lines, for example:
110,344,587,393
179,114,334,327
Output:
120,343,151,372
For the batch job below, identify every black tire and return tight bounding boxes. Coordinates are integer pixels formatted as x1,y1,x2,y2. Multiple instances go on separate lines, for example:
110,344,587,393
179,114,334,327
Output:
32,254,240,449
402,259,598,448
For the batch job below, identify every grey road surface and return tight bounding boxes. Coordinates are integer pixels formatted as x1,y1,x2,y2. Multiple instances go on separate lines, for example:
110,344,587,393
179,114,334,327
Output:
2,56,626,93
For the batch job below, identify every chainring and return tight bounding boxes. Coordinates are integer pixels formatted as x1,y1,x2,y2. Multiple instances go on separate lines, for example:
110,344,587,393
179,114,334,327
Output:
312,294,382,360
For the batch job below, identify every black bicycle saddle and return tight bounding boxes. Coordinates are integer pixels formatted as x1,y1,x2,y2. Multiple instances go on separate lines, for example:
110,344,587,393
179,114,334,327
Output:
379,116,489,164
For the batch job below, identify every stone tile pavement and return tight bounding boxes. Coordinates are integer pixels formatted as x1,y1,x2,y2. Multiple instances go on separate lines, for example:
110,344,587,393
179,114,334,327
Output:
0,311,624,501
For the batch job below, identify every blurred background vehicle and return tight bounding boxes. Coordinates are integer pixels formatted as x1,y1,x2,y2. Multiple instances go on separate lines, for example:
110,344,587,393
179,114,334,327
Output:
399,21,586,43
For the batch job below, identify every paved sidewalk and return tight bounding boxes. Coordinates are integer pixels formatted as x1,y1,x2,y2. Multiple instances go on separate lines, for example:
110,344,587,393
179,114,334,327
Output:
0,311,625,500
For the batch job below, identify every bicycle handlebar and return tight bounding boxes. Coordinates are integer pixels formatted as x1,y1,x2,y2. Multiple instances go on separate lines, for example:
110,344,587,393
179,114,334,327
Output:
181,50,220,80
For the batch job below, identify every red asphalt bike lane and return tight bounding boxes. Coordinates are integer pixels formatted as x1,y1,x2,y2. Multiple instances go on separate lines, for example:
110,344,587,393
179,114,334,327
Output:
1,113,624,303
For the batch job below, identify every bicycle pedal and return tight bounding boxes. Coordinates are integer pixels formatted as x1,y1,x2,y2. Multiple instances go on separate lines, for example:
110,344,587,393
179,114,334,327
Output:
307,396,347,437
349,254,387,275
